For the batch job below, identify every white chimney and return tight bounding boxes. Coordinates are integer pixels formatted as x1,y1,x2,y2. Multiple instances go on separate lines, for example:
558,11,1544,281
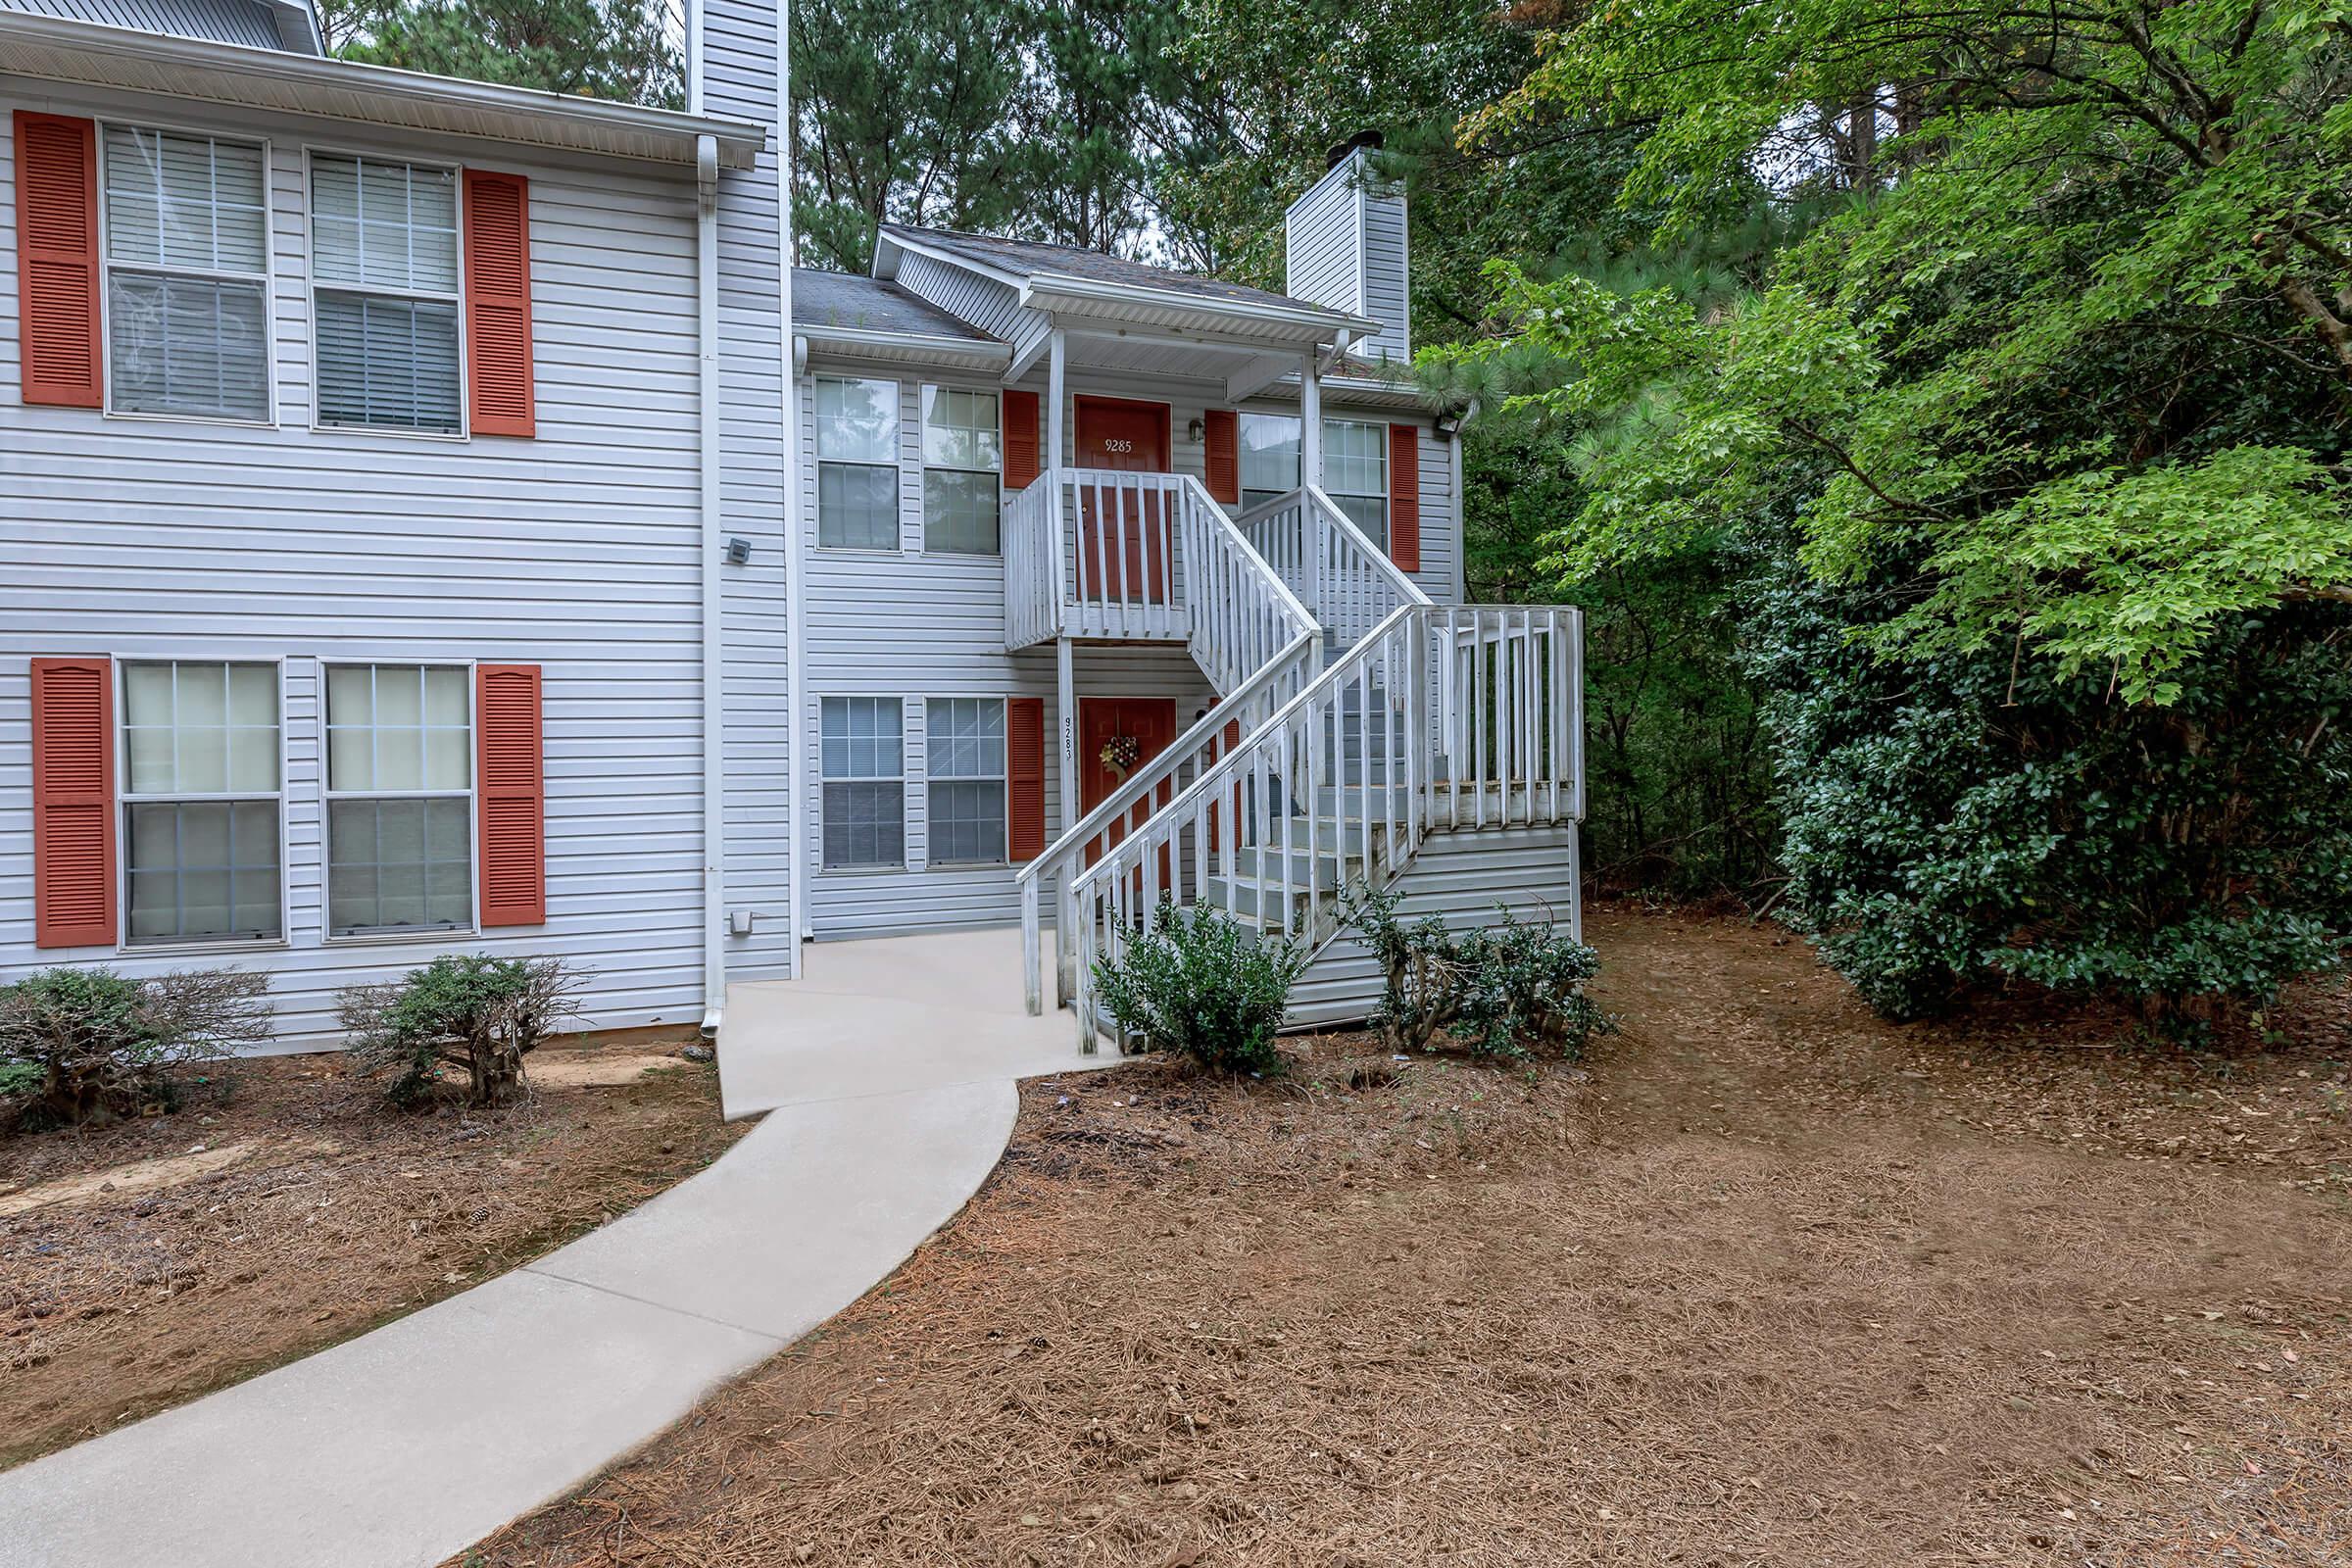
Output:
1285,134,1410,365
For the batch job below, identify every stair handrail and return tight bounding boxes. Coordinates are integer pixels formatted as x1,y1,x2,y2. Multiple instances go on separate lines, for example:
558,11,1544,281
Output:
1016,475,1322,1012
1238,484,1432,639
1059,604,1429,1048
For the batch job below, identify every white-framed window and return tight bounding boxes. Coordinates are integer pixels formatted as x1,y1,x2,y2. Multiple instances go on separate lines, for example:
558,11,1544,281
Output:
1240,412,1300,514
820,696,904,868
309,153,464,434
99,124,271,423
924,698,1005,865
1323,418,1390,549
920,386,1002,555
815,375,901,548
120,661,283,946
323,663,473,937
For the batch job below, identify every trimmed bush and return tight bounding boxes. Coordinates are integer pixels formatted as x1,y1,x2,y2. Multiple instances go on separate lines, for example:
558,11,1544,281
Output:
1346,886,1610,1061
340,954,585,1106
1091,901,1305,1074
0,966,269,1130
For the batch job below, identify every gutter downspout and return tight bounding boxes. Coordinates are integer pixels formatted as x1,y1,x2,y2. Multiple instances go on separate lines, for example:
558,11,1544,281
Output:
696,127,727,1038
781,0,807,961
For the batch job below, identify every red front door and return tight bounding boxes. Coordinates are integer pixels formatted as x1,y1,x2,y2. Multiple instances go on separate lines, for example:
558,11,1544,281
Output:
1073,397,1173,603
1079,697,1180,878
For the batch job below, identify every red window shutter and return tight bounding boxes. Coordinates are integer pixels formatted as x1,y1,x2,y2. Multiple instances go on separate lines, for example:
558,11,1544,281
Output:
1003,389,1041,491
475,663,546,926
1007,697,1046,862
31,657,116,947
14,113,101,409
1202,409,1239,505
463,170,534,437
1388,422,1422,573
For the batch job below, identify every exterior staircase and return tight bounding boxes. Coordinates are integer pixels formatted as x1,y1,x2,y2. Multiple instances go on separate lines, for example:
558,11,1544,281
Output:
1004,467,1584,1048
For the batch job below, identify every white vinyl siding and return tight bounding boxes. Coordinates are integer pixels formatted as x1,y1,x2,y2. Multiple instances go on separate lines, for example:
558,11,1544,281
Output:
1323,417,1388,549
1240,411,1299,514
924,697,1004,865
121,660,284,946
2,87,716,1043
309,153,463,434
323,663,472,937
101,124,270,422
815,374,899,548
820,696,904,867
920,385,1001,555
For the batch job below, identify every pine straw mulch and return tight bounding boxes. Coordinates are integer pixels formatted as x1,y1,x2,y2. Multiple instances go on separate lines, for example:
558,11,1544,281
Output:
462,906,2352,1568
1,1034,743,1470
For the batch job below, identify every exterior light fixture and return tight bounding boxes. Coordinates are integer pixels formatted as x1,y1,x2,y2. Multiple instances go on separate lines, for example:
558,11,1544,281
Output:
1186,416,1206,443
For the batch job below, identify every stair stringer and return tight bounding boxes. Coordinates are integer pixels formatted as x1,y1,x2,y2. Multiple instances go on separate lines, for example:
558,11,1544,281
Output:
1281,821,1584,1032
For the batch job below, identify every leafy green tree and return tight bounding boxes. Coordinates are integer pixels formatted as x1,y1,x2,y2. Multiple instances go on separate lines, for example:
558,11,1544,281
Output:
1435,0,2352,1018
336,0,682,106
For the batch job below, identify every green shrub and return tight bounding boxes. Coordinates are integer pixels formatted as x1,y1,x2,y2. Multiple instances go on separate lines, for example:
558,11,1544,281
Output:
0,966,270,1130
1755,570,2352,1030
339,954,585,1106
1346,886,1611,1061
1090,902,1304,1074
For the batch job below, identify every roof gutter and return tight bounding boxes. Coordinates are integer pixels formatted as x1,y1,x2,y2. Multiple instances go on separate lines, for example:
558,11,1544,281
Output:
1021,272,1380,344
0,12,767,168
796,323,1011,368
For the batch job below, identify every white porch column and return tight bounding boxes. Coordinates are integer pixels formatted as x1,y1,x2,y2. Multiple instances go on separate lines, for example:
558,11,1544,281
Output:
1299,347,1323,489
1048,329,1076,845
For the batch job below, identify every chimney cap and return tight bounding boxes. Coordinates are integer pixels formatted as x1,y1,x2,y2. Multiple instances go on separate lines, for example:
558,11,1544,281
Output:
1325,129,1384,171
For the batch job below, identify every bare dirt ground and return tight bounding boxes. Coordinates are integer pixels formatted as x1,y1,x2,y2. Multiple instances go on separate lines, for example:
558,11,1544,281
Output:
441,906,2341,1565
1,1032,742,1469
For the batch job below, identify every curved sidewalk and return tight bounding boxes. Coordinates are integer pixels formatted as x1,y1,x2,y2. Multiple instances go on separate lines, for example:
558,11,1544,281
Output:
1,930,1103,1568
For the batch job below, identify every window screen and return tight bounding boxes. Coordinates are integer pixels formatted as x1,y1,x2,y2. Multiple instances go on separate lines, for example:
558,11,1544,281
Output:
921,386,1002,554
924,698,1005,864
821,696,905,867
102,126,270,421
1323,418,1389,550
324,664,473,936
311,155,463,432
1240,413,1300,514
816,376,901,548
121,661,282,944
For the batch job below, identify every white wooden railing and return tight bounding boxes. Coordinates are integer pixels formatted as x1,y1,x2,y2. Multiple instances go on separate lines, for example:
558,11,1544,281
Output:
1040,604,1585,1049
1239,483,1430,644
1005,467,1316,662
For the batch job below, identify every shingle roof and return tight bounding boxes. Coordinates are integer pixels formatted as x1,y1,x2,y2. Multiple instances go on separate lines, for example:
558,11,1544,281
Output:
878,224,1336,317
792,269,1001,342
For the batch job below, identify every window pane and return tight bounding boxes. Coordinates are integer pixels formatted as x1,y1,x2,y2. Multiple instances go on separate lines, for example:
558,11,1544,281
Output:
310,156,459,293
927,780,1005,864
818,462,900,549
921,385,1001,470
328,798,470,935
124,800,281,944
316,293,462,432
814,376,898,462
1322,419,1387,498
923,467,1000,555
109,273,270,420
925,699,1004,778
821,698,901,779
103,126,267,274
822,781,905,868
1241,414,1301,496
122,662,278,795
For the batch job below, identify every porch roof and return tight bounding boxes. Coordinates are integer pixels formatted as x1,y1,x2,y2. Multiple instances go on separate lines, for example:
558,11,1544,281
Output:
874,223,1380,355
791,269,1011,371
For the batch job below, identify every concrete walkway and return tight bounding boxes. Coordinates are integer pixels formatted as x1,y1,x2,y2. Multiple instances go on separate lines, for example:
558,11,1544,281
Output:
0,928,1111,1568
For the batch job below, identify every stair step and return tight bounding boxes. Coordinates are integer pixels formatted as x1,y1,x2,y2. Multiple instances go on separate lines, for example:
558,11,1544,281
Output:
1200,874,1357,923
1224,844,1348,887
